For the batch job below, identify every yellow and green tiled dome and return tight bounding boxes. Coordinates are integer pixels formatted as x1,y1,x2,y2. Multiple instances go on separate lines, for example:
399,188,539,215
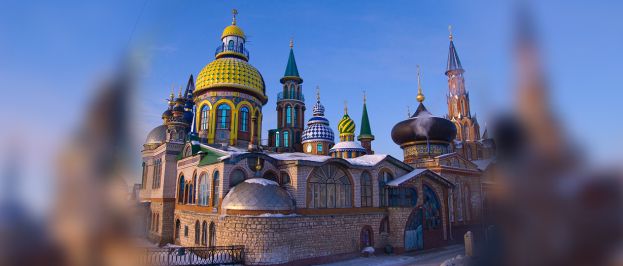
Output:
196,57,266,99
338,114,356,135
221,24,245,39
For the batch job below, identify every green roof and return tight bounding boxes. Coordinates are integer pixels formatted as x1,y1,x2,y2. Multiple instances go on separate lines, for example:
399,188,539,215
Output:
283,48,299,77
176,140,228,166
358,102,374,140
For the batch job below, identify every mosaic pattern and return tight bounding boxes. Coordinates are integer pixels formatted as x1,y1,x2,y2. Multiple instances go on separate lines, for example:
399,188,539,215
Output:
302,100,334,143
196,58,265,95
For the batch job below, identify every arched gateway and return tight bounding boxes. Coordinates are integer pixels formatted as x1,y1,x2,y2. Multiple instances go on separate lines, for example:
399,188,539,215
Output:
404,207,424,251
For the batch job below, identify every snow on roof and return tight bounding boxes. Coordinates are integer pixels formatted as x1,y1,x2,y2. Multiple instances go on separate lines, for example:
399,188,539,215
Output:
387,169,427,187
345,154,388,166
267,152,332,162
472,158,494,171
329,141,366,151
244,178,279,186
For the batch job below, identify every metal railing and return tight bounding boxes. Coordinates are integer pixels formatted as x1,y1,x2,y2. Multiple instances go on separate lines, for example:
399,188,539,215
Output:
141,246,245,266
215,44,249,59
277,91,305,102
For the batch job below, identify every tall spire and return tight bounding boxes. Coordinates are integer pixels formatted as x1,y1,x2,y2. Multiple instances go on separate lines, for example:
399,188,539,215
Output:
416,65,425,103
359,90,373,139
232,9,238,25
446,25,464,74
283,39,300,78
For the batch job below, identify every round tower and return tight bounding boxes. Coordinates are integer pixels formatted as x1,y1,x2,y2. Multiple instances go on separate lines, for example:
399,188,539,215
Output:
194,9,266,148
329,102,367,159
301,88,334,155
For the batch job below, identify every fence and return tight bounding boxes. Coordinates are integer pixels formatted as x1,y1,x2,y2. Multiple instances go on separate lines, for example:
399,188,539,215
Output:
141,246,245,266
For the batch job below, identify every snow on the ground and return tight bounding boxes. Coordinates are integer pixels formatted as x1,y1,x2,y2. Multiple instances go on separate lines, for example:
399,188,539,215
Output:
440,254,466,266
361,246,375,254
244,178,278,186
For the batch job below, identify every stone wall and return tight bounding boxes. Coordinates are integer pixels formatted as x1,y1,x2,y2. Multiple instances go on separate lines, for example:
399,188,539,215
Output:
174,210,386,265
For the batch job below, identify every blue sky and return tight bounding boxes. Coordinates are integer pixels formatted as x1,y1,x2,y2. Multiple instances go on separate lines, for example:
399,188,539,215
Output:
1,0,622,207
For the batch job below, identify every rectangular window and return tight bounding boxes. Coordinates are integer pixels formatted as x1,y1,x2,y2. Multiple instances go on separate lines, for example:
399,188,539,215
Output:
275,132,280,147
284,131,289,147
317,143,322,152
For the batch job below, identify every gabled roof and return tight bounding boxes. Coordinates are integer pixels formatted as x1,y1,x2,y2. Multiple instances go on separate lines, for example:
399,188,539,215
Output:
387,168,453,188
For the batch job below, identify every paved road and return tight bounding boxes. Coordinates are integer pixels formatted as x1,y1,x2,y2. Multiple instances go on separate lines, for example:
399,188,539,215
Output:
315,244,465,266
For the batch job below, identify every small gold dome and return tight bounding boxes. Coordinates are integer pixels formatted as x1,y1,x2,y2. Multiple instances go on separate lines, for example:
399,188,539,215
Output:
221,24,245,39
196,58,266,100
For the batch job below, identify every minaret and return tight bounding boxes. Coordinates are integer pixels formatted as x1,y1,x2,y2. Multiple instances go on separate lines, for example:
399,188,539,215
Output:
272,38,305,152
445,26,480,142
357,91,374,154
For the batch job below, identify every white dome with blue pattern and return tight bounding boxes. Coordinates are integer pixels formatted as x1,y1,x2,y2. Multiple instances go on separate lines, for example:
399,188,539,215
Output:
302,100,335,144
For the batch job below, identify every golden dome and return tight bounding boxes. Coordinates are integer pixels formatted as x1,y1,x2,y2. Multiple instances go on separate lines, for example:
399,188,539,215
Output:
221,24,245,39
196,58,266,100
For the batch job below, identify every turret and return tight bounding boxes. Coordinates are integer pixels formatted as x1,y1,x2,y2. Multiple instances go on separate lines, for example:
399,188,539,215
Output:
301,87,334,155
329,101,367,159
357,91,374,154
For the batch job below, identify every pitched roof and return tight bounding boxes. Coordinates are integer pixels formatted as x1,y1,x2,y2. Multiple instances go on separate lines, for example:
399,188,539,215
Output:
446,40,463,74
358,102,374,139
283,48,299,77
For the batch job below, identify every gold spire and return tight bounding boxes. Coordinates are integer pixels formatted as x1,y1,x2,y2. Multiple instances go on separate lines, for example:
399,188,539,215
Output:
416,65,425,103
289,37,294,49
178,87,182,98
316,86,320,101
363,90,367,104
255,156,261,171
169,88,175,100
344,100,348,114
448,25,453,41
407,105,411,117
232,9,238,25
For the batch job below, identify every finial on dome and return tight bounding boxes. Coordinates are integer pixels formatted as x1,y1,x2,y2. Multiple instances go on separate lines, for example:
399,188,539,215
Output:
407,105,411,117
178,87,183,98
416,65,425,103
289,38,294,49
232,9,238,25
363,90,367,104
344,100,348,114
316,86,320,102
169,88,175,100
448,25,453,41
255,156,261,172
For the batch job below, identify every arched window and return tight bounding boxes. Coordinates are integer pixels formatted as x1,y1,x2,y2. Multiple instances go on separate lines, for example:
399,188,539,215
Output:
178,175,185,204
284,131,289,147
239,43,244,52
360,226,373,248
216,104,231,129
200,105,209,131
378,171,394,207
194,220,200,244
152,159,161,189
317,143,323,153
239,106,249,132
199,173,209,206
212,171,220,207
183,145,192,157
293,107,298,126
307,164,352,208
155,213,159,232
380,216,390,233
286,106,292,126
262,171,278,183
289,86,295,99
227,40,234,50
275,132,280,147
423,185,442,229
175,219,181,241
229,169,246,188
141,162,147,189
280,172,291,186
208,222,216,247
466,145,472,160
360,172,373,207
201,221,207,246
389,187,418,207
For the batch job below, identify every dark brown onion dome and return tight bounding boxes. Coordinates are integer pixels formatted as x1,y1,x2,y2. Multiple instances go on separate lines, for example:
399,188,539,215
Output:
391,103,457,146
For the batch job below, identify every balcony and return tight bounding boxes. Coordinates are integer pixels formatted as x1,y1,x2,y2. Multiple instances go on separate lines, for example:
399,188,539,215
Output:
214,44,249,59
277,91,305,102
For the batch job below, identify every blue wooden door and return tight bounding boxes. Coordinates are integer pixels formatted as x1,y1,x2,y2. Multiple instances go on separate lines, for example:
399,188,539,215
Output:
404,208,424,250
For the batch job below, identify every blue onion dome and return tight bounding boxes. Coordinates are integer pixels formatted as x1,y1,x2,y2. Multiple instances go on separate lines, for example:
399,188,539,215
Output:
391,103,457,146
302,94,334,144
337,113,355,135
